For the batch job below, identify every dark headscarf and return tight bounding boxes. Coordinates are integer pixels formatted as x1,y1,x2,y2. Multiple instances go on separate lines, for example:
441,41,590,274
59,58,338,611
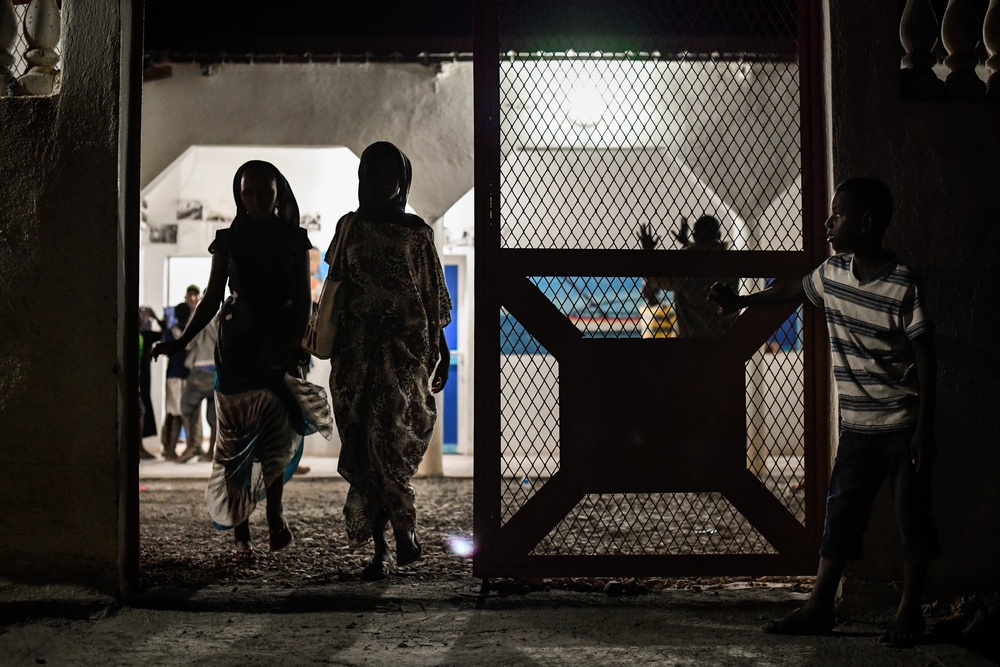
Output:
232,160,300,227
357,141,412,223
228,160,303,320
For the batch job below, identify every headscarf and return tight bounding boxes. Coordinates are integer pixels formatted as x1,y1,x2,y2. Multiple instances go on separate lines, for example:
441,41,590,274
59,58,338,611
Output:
227,160,303,320
232,160,300,228
357,141,412,223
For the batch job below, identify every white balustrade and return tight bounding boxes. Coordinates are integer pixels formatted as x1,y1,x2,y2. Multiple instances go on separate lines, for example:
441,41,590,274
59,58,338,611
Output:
985,0,1000,98
942,0,986,99
0,0,16,93
16,0,59,96
900,0,945,99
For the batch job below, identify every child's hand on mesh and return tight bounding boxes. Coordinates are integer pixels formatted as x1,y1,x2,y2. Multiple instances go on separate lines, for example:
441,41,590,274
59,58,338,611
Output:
638,223,659,250
674,217,691,246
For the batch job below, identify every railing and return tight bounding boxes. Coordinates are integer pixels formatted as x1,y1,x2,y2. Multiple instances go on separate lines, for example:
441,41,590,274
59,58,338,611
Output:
0,0,60,96
901,0,1000,100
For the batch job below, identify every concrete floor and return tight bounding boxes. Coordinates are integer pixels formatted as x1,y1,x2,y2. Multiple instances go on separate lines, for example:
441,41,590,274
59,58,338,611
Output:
0,580,992,666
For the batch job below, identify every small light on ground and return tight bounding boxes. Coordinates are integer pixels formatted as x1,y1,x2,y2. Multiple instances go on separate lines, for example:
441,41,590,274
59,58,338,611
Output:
446,534,474,558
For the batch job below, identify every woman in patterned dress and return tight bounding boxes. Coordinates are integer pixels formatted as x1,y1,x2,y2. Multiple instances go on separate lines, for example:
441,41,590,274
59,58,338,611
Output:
328,142,452,580
153,160,332,562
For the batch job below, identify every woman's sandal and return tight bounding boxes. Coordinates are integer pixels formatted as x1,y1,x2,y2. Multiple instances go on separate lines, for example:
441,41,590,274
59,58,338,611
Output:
360,555,393,581
231,546,256,563
269,523,293,552
395,528,422,567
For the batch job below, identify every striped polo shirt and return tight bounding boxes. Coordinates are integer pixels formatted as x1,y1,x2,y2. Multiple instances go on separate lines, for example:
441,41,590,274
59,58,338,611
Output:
802,253,930,433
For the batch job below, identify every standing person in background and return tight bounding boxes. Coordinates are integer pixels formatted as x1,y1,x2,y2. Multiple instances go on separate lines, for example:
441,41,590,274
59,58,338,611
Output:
160,285,200,460
177,307,218,463
329,142,452,581
138,306,162,459
152,160,333,562
638,215,737,339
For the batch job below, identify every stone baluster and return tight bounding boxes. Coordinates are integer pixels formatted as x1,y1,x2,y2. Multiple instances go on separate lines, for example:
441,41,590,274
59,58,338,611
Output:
900,0,945,99
0,0,16,94
17,0,59,96
941,0,986,99
985,0,1000,99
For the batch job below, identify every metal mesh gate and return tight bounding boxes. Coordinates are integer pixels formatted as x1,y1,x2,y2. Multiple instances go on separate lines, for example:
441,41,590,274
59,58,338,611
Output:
475,0,829,578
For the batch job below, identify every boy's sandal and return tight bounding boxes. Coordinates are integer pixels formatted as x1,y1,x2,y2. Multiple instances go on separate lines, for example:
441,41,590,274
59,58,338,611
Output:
762,609,835,635
231,546,255,563
269,523,293,552
879,622,924,649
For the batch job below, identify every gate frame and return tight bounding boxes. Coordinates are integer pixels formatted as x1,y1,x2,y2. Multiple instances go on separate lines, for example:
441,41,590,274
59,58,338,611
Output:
473,0,830,579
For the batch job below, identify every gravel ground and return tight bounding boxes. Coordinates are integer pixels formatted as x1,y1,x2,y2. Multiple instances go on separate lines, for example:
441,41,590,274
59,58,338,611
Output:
139,477,475,589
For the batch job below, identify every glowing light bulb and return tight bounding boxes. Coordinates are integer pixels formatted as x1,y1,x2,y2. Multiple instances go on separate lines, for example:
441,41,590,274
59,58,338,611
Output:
566,78,606,127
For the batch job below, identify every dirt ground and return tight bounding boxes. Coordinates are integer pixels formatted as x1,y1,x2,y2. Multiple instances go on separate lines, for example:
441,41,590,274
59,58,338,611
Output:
0,477,996,666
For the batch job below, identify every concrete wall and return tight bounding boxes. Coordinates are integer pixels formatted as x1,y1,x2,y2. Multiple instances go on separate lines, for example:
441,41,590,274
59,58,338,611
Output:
141,62,475,224
828,1,1000,603
0,1,132,591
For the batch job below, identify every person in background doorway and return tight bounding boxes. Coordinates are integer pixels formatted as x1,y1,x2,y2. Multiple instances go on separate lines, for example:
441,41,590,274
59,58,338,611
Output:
138,306,162,459
710,178,939,648
328,142,452,580
152,160,333,563
160,285,200,460
638,215,736,339
177,304,218,463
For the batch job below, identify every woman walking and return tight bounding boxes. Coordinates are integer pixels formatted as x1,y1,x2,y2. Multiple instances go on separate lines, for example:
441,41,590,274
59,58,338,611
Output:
329,142,452,580
153,160,332,561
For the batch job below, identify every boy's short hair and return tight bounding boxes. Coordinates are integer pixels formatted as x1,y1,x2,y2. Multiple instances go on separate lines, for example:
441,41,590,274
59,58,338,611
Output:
835,177,893,230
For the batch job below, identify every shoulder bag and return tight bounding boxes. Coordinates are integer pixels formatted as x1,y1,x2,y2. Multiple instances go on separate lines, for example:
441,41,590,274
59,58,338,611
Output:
302,215,354,359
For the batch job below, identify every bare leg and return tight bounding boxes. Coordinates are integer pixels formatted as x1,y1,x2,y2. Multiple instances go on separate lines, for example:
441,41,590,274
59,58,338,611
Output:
394,525,422,567
231,519,254,562
763,557,843,634
266,476,293,551
879,561,928,648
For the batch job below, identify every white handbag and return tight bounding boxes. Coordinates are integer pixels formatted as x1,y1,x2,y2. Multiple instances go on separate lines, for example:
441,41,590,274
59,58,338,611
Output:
302,215,353,359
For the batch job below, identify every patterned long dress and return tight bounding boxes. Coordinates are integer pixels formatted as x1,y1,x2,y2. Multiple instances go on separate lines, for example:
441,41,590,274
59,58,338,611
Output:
204,223,333,529
329,212,452,547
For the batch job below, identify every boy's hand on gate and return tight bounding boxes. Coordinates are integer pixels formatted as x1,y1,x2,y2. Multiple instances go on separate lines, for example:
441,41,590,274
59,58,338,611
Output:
709,282,741,315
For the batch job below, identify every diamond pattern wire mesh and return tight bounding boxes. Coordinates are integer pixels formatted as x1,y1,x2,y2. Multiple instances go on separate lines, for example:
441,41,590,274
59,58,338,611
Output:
746,308,806,524
533,493,776,556
496,1,804,560
499,0,801,251
501,310,561,524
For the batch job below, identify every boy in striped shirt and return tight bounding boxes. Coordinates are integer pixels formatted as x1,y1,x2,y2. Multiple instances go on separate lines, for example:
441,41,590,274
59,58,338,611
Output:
710,178,938,648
